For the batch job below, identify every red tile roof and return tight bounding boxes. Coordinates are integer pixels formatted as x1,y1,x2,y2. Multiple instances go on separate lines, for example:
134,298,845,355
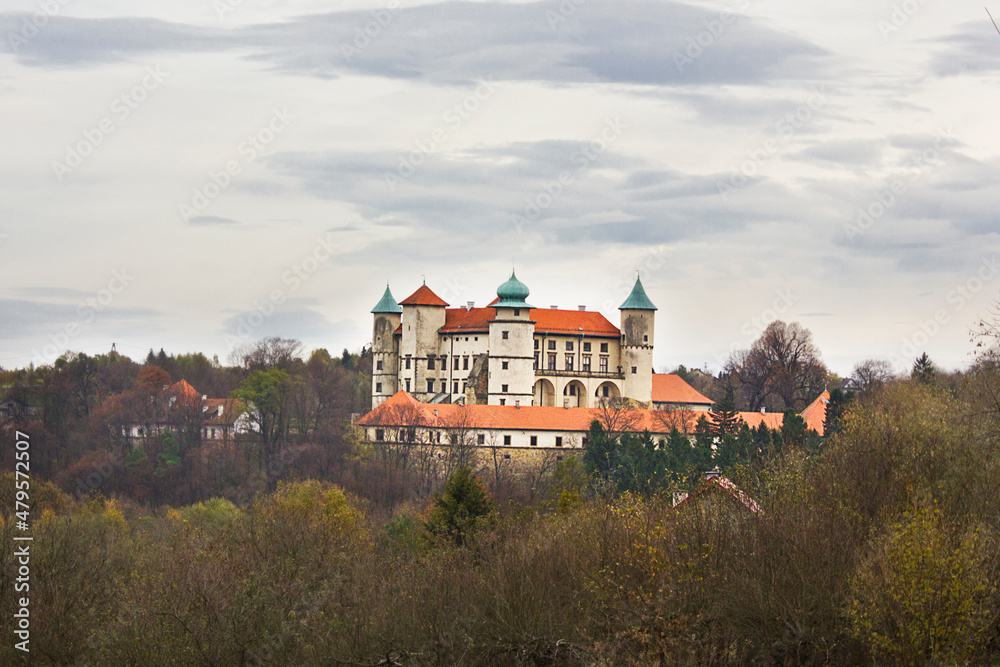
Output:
651,374,713,406
736,410,786,431
203,399,246,426
168,380,201,402
399,285,449,307
674,476,763,514
800,390,830,436
437,306,620,337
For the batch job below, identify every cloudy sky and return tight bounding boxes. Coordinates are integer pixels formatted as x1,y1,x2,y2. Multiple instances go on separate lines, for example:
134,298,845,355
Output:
1,0,998,377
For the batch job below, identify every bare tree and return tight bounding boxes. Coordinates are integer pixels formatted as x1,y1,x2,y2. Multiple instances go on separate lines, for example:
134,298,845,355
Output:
229,337,303,372
851,359,895,396
594,397,641,439
730,321,829,411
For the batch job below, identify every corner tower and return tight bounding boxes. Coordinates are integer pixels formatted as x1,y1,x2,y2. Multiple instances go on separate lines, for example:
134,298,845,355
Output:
371,285,402,408
619,276,656,403
487,271,536,406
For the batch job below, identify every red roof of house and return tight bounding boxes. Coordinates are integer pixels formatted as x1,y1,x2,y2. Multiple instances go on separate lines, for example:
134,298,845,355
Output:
436,306,620,337
674,476,763,514
651,374,713,406
736,410,786,431
399,285,449,307
203,398,246,426
168,380,200,402
800,390,830,436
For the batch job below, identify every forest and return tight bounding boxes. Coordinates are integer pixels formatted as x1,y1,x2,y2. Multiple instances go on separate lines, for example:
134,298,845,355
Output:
1,322,999,665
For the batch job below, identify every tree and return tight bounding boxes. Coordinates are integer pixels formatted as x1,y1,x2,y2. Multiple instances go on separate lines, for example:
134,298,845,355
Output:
729,321,828,411
135,365,170,394
229,337,303,372
851,358,895,395
708,386,741,437
424,467,494,546
232,368,292,481
911,352,936,384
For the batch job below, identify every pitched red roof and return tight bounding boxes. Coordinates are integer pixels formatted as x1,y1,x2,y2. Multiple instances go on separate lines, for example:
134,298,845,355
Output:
399,285,449,307
168,380,200,402
736,410,785,431
651,374,713,406
674,476,763,515
800,390,830,436
202,398,247,426
438,306,620,337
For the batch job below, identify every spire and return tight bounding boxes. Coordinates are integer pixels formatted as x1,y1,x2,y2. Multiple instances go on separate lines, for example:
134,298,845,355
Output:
619,276,657,310
371,284,402,314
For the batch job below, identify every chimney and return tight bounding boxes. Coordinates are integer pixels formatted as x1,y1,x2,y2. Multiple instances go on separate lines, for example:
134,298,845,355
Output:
760,407,766,415
705,468,721,481
550,305,558,309
515,400,520,409
466,301,474,311
563,398,570,408
578,305,586,311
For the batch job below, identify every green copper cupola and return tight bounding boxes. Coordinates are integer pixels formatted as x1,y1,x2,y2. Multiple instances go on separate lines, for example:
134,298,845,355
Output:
619,276,657,310
494,270,534,308
371,284,402,313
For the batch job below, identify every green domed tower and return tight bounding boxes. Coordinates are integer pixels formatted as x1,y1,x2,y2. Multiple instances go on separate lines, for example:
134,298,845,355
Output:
619,276,656,403
488,270,536,406
371,284,402,408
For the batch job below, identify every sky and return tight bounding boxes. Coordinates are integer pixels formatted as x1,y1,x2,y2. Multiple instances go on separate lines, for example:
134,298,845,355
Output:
1,0,999,378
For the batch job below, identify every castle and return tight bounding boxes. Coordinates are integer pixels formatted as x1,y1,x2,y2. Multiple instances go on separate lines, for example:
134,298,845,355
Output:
370,272,666,410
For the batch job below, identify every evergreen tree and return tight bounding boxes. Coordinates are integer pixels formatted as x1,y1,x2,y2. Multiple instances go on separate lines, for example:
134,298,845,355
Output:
424,467,494,546
709,386,741,437
781,410,808,450
582,420,617,483
912,352,936,384
824,387,854,436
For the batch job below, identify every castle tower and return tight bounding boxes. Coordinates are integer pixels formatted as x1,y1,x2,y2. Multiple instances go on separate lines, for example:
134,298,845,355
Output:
371,285,402,408
619,276,656,403
398,282,448,401
487,271,536,406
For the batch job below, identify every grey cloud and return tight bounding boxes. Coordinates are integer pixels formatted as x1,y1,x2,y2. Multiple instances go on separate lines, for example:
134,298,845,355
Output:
795,139,885,166
1,2,827,87
189,215,240,226
0,298,158,340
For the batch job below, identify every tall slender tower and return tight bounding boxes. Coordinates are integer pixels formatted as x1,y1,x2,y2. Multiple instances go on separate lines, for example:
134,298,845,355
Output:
487,271,536,406
371,285,402,408
619,276,656,403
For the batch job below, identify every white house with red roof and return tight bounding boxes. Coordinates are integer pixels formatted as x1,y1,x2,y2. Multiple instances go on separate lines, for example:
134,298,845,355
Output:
372,271,666,409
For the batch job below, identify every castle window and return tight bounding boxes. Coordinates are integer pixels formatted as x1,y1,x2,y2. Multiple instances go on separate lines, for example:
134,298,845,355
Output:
477,434,485,444
583,356,591,372
405,379,411,392
375,429,384,441
514,309,520,316
376,382,382,392
405,358,411,369
565,356,574,371
548,354,556,370
376,360,383,371
504,453,511,459
583,436,588,447
530,435,538,447
463,356,469,370
474,337,478,341
599,357,608,373
555,436,563,447
504,435,511,446
534,339,539,349
643,335,648,343
428,358,435,370
427,379,435,392
583,342,591,352
453,381,459,394
454,357,460,370
601,385,610,397
567,384,576,396
502,361,509,370
548,340,556,350
566,341,573,351
534,353,539,370
462,381,467,392
502,331,509,339
500,399,506,405
632,366,637,374
502,384,509,393
600,342,609,353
